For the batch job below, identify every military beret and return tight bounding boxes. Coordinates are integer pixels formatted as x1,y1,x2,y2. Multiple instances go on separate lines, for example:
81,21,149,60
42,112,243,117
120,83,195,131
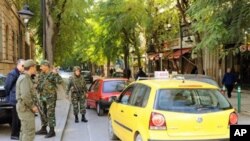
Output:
73,66,81,71
23,59,36,68
40,60,50,66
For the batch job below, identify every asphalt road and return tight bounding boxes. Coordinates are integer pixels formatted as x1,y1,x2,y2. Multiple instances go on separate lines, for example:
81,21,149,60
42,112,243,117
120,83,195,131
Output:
62,108,113,141
0,109,250,141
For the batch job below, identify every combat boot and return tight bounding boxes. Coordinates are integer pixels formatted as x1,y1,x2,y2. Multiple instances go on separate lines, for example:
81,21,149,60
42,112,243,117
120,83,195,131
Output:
75,114,79,123
81,114,88,122
35,126,47,135
45,127,56,138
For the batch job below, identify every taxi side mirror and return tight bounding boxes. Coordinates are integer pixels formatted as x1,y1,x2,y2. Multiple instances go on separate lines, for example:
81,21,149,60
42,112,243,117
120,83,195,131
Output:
109,96,117,102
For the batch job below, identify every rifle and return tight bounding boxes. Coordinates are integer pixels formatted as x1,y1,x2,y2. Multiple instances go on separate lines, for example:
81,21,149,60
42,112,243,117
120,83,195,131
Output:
35,73,49,122
35,100,47,122
72,77,87,96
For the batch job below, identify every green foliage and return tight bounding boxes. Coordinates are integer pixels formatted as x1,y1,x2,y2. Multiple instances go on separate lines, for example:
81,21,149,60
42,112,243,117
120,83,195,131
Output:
188,0,250,54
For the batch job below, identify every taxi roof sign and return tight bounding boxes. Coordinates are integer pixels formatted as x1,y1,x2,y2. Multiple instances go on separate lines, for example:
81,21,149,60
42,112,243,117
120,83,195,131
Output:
154,71,169,79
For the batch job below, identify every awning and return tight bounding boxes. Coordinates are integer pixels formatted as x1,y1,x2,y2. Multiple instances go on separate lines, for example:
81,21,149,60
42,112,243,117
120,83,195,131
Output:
148,51,172,60
168,48,192,59
148,53,159,60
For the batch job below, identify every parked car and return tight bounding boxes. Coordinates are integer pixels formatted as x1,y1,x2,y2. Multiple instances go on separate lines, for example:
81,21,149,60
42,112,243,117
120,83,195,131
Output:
108,79,237,141
0,74,12,125
112,72,124,78
87,78,128,116
81,70,93,83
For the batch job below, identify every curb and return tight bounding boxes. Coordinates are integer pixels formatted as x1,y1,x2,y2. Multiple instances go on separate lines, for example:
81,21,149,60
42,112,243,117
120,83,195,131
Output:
34,99,71,141
55,100,71,141
54,99,70,141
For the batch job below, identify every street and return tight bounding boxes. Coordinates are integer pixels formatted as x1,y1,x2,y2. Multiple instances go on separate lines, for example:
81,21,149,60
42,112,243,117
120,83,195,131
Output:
0,107,249,141
62,107,113,141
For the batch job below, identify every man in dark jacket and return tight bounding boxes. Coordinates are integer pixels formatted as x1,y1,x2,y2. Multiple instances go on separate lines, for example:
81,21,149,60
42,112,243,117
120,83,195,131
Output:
4,59,25,140
222,68,236,98
135,67,147,80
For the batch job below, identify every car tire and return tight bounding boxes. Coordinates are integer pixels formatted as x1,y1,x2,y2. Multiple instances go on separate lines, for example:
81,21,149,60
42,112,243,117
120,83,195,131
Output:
96,103,104,116
135,133,143,141
108,118,118,140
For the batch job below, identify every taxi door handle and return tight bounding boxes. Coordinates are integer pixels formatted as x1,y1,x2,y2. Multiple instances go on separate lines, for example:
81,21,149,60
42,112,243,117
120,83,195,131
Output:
133,114,138,117
121,110,124,112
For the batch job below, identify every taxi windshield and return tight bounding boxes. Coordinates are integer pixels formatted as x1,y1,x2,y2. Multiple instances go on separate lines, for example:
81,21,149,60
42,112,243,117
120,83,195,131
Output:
154,89,232,113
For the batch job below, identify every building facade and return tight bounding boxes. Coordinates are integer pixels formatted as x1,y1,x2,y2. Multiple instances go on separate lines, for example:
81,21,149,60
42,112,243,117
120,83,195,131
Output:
0,0,35,75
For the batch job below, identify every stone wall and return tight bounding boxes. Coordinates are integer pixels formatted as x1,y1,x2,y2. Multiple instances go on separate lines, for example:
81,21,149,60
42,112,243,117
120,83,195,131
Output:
0,0,34,75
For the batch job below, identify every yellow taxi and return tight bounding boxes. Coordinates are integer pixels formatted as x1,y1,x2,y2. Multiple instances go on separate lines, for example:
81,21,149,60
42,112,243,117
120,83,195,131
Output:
108,79,238,141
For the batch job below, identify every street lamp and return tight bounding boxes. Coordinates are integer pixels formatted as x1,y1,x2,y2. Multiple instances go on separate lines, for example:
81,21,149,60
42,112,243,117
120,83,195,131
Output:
18,4,34,26
18,4,34,59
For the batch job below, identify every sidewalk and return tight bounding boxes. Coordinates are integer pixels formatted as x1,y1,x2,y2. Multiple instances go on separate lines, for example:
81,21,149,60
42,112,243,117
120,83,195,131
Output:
35,85,71,141
228,89,250,116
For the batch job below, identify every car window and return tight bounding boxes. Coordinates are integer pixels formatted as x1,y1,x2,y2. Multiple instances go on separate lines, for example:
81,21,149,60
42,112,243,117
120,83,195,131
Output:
94,81,100,92
81,71,90,76
89,80,99,92
129,84,150,107
119,86,134,105
103,80,127,93
155,89,232,113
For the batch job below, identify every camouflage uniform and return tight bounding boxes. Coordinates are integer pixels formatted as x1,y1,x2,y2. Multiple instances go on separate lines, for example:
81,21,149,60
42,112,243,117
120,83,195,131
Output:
16,60,38,141
35,60,63,138
66,66,88,122
37,72,62,128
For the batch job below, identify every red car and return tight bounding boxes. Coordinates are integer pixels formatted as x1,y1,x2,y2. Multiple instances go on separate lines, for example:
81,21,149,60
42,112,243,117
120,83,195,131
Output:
87,78,128,116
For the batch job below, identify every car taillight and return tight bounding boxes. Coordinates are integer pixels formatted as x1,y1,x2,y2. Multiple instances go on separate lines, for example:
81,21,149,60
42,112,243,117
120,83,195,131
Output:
229,112,238,125
149,112,166,130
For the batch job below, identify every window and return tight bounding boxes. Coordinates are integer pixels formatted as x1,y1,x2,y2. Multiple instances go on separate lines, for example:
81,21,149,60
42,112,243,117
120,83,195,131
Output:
0,18,2,60
89,80,99,92
119,85,134,105
129,84,150,107
155,89,232,113
103,80,127,93
5,25,9,60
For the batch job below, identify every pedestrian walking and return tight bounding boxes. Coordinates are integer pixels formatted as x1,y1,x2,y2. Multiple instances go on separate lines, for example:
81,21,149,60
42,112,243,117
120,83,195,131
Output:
66,66,88,123
35,60,63,138
222,68,236,98
4,59,25,140
16,59,38,141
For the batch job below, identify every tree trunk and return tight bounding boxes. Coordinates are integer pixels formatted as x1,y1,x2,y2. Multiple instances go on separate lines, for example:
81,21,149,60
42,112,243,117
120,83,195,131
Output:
107,58,111,76
195,32,204,74
45,0,67,64
45,0,54,64
124,45,129,70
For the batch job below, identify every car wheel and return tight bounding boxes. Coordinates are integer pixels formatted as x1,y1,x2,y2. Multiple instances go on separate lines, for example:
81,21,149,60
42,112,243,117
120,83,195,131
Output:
96,103,104,116
108,118,118,140
135,133,143,141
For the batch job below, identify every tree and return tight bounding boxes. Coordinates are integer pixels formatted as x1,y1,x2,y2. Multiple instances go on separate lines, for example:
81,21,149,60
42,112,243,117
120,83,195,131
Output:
188,0,250,55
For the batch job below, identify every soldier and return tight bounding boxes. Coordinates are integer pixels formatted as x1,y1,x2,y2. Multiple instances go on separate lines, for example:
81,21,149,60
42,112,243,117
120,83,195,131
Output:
35,60,63,138
66,66,88,123
16,59,38,141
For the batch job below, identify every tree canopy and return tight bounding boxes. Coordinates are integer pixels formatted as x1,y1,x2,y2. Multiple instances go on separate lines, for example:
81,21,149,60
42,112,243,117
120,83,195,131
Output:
14,0,250,69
